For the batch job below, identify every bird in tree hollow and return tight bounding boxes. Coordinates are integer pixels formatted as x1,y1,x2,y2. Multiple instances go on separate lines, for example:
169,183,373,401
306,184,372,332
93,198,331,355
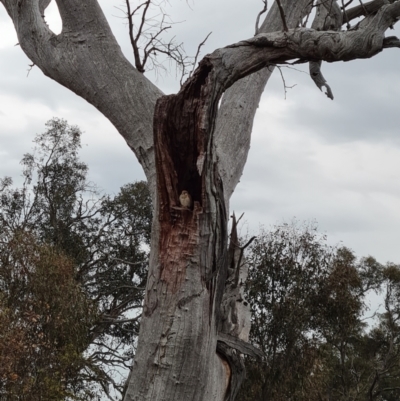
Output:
179,190,192,209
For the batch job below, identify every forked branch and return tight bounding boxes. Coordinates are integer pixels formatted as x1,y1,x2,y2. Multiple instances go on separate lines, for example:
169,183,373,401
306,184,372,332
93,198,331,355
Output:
123,0,192,78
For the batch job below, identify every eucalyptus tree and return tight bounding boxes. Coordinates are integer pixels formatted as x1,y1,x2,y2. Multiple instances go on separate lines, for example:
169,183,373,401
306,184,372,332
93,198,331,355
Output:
239,222,336,401
239,225,394,401
0,232,99,401
0,118,152,397
1,0,400,400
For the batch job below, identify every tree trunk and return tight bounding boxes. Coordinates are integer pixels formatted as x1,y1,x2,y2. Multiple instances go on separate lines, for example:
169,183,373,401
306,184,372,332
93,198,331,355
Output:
123,58,238,400
123,2,400,397
123,3,314,399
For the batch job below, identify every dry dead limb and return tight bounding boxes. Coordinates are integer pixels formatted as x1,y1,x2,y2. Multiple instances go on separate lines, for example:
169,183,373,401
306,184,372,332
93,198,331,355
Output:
122,0,191,77
255,0,268,35
276,0,289,31
276,65,297,100
342,0,352,29
189,32,212,79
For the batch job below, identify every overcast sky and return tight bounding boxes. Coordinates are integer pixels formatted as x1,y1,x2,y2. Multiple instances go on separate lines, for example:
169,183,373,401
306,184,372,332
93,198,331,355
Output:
1,1,400,264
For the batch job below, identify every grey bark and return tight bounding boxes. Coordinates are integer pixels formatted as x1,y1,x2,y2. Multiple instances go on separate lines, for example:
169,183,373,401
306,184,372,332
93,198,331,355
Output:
1,1,400,401
215,0,313,205
121,3,400,399
309,0,342,99
1,0,162,192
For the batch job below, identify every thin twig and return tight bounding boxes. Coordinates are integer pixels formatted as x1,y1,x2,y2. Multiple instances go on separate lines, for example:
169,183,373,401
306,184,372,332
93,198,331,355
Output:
236,212,245,226
189,32,212,78
342,0,351,29
123,0,190,76
342,0,354,7
27,63,35,77
255,0,268,35
276,0,289,31
359,0,369,15
234,236,256,287
276,65,296,100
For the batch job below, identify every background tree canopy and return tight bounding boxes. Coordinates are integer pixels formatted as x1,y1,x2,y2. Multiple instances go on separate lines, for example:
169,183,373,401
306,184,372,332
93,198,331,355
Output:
1,119,400,401
0,118,152,399
2,0,400,399
238,223,400,401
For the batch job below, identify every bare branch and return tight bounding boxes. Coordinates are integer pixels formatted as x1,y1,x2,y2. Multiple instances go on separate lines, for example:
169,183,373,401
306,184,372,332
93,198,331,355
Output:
0,0,162,189
122,0,191,77
343,0,397,22
309,61,334,99
255,0,268,35
101,315,142,324
136,0,152,42
276,0,289,31
234,235,256,287
342,0,352,29
215,0,344,205
189,32,212,78
383,35,400,48
308,0,343,99
300,0,317,27
275,65,297,99
126,0,146,72
359,0,370,15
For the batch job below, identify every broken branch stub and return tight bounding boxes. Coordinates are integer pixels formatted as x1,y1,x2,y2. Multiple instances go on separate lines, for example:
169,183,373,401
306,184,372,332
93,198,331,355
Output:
309,0,343,100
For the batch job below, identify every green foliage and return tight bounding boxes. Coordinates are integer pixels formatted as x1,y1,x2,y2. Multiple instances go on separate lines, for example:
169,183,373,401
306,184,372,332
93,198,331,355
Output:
238,221,400,401
239,222,336,401
0,118,152,398
3,119,400,400
0,232,98,400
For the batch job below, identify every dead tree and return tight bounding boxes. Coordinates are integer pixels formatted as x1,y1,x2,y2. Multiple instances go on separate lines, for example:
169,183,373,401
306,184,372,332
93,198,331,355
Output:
1,0,400,400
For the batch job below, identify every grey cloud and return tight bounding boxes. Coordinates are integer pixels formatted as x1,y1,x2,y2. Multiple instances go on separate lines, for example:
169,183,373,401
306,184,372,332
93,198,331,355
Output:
261,61,400,146
2,0,400,266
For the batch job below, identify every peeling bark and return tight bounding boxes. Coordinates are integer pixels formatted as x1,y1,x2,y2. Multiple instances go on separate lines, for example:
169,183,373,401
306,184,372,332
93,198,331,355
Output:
125,56,231,401
124,3,400,396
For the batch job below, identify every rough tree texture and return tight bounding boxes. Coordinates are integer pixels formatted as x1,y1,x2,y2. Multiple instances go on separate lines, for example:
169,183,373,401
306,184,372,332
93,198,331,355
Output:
1,1,400,400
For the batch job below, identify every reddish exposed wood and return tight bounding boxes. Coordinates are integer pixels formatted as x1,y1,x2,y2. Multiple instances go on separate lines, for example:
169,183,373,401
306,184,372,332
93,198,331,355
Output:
153,60,216,215
218,354,232,393
158,207,200,292
145,53,237,400
153,59,226,292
